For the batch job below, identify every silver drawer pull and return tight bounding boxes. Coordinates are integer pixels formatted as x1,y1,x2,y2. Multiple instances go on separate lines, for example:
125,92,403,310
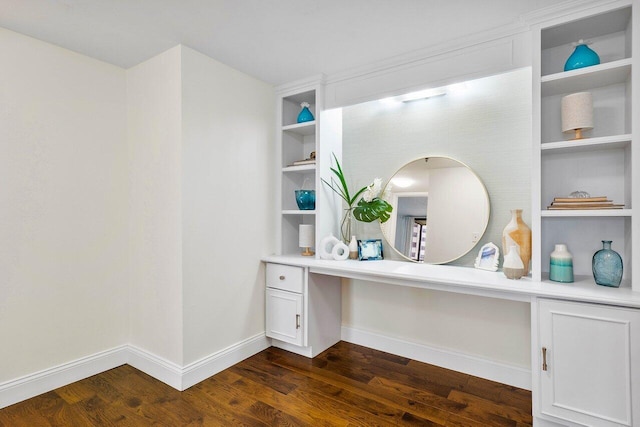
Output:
296,314,300,329
279,275,285,280
542,347,548,371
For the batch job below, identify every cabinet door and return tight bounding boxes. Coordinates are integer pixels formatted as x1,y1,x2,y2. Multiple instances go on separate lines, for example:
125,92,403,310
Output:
266,288,303,346
538,299,640,427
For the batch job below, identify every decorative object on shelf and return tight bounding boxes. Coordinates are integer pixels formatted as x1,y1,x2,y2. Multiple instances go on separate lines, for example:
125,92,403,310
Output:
290,151,316,167
547,195,623,210
503,245,525,280
561,92,593,140
358,239,383,261
349,236,358,260
549,244,574,283
294,189,315,210
331,241,350,261
569,190,590,198
322,153,393,242
319,234,340,260
298,224,315,256
502,209,532,276
474,242,499,271
564,40,600,71
592,240,623,287
297,102,314,123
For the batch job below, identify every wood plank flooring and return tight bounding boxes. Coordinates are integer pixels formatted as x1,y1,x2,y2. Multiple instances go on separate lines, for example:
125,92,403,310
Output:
0,341,532,426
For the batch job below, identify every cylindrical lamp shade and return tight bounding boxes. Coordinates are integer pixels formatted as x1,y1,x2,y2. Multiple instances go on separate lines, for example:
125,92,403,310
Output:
561,92,593,139
299,224,315,256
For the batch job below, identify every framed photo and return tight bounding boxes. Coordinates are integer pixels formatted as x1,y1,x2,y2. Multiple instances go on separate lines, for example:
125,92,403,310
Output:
474,242,500,271
358,239,383,261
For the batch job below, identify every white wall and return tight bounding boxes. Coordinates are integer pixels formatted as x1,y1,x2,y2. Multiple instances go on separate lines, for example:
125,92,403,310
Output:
127,46,184,365
0,28,129,381
341,68,533,369
180,47,274,364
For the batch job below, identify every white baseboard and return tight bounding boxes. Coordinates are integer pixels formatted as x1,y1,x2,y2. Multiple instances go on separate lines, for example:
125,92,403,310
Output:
0,333,270,408
0,345,128,409
341,326,531,390
181,333,270,390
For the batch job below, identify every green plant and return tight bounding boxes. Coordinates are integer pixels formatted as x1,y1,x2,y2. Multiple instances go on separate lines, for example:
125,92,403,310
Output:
321,153,393,224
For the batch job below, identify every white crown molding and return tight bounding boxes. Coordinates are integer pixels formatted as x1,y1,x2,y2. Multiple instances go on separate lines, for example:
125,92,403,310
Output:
0,334,270,408
521,0,631,25
342,326,532,391
275,74,326,96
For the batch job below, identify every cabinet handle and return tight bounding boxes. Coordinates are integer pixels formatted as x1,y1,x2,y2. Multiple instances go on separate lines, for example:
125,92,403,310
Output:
296,314,300,329
542,347,548,371
279,275,285,280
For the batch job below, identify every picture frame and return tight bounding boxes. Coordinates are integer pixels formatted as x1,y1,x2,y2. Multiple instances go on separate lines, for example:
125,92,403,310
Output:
474,242,500,271
358,239,383,261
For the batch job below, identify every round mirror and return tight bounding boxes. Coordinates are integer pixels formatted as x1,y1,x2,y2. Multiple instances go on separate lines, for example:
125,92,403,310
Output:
380,157,490,264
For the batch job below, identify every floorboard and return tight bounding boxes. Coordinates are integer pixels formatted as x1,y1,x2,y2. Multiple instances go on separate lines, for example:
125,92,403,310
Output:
0,341,532,426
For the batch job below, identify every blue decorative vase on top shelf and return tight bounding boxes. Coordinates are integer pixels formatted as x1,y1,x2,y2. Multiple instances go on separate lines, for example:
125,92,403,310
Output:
592,240,623,287
564,40,600,71
297,102,314,123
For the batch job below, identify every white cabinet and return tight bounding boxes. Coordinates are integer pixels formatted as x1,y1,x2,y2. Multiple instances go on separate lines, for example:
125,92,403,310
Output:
265,262,341,358
535,298,640,427
531,1,637,289
266,288,303,346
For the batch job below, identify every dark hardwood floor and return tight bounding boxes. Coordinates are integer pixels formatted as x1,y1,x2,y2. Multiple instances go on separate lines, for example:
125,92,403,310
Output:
0,341,532,426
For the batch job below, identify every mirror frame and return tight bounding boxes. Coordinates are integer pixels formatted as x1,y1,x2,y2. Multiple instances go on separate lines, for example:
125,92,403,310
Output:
380,156,490,264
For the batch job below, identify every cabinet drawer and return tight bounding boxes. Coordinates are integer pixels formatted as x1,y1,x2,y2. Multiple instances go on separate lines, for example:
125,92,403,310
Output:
266,263,304,293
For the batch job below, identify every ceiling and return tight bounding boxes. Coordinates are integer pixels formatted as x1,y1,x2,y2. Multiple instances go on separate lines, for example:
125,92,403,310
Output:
1,0,560,86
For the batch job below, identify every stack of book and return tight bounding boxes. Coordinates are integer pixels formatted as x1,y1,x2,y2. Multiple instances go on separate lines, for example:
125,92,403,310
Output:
547,196,624,210
289,158,316,166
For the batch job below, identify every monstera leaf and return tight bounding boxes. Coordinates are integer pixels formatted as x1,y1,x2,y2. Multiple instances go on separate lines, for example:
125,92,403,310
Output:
353,198,393,223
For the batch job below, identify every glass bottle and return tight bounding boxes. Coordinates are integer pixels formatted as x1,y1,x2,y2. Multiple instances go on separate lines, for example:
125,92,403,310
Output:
297,102,314,123
592,240,623,287
564,40,600,71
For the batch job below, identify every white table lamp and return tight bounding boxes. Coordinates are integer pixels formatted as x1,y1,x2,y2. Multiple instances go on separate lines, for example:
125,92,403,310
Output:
561,92,593,140
299,224,315,256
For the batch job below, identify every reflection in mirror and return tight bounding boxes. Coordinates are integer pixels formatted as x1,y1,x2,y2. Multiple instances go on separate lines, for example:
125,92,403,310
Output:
381,157,490,264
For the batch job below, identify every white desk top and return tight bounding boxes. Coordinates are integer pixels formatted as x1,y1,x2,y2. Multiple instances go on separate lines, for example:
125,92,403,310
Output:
263,255,640,308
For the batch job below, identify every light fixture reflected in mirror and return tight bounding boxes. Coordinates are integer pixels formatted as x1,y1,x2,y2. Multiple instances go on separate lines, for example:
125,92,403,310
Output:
380,157,490,264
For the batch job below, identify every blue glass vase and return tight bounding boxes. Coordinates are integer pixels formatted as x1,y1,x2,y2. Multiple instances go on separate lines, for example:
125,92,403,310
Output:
592,240,623,287
295,190,315,210
564,43,600,71
297,102,314,123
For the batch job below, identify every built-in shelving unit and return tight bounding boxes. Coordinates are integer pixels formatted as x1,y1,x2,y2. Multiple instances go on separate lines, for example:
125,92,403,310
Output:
275,78,342,256
532,1,637,290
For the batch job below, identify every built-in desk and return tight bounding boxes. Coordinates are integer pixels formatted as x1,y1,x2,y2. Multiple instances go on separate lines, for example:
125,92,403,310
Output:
263,255,640,427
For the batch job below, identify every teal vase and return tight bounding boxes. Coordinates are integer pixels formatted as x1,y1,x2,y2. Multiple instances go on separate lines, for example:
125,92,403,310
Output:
592,240,623,287
564,42,600,71
549,244,574,283
297,102,314,123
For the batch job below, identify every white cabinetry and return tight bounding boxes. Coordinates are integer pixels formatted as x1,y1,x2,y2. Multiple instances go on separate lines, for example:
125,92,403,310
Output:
531,1,637,289
535,298,640,426
265,262,341,357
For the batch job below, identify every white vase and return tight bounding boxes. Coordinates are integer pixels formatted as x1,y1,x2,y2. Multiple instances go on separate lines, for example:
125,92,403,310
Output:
503,245,525,280
349,235,358,259
502,209,532,276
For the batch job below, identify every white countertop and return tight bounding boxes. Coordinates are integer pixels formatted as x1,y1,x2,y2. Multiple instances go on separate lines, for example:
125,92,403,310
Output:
263,254,640,308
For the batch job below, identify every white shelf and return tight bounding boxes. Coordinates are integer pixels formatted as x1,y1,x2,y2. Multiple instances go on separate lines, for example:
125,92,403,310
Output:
541,58,632,97
541,208,632,217
282,210,316,215
283,164,316,173
541,134,631,154
282,121,316,136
